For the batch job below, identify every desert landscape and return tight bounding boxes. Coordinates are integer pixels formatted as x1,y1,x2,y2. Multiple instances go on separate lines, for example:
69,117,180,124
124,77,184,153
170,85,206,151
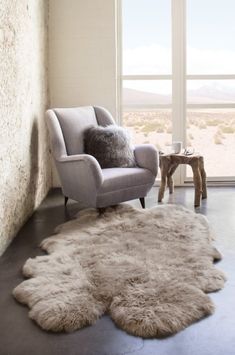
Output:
123,109,235,178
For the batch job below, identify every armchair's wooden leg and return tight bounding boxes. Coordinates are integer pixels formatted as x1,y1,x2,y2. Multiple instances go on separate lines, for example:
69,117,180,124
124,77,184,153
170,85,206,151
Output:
139,197,145,209
98,207,106,215
64,196,68,206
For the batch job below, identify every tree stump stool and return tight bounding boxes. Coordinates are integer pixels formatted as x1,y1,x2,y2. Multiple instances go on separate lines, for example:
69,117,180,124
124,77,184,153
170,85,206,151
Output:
158,153,207,207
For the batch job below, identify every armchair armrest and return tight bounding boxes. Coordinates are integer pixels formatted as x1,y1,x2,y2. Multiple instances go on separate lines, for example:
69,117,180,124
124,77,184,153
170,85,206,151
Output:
57,154,103,188
56,154,103,205
134,144,159,177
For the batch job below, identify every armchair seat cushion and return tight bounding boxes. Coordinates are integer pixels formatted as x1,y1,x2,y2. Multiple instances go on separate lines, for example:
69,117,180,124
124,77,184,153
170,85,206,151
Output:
99,167,155,194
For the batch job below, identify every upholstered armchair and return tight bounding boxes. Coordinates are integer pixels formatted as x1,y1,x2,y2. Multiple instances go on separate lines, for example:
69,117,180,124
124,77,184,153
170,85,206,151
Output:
46,106,158,209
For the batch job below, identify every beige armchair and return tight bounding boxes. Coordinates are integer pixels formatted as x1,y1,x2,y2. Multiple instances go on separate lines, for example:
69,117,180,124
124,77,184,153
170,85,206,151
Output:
46,106,158,209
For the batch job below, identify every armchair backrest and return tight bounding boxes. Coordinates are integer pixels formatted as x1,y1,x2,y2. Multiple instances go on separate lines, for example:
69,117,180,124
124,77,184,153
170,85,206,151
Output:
46,106,115,158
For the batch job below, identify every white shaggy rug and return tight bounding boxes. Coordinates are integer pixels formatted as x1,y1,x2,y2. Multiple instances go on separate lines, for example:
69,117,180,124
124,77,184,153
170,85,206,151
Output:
13,204,226,338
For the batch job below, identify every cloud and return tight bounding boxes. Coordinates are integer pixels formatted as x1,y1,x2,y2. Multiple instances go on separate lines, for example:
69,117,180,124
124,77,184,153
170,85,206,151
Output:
123,45,235,75
123,45,171,75
188,47,235,74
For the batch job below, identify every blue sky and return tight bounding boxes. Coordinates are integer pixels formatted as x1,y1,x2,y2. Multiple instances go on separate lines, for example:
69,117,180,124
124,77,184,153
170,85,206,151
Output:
122,0,235,75
122,0,171,49
188,0,235,50
122,0,235,50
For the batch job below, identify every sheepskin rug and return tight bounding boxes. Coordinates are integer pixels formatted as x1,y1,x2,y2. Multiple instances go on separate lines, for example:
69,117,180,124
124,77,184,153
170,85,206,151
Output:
13,204,226,338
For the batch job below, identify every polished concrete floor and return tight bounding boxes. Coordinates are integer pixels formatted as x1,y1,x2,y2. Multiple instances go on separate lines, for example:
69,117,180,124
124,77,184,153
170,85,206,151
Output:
0,187,235,355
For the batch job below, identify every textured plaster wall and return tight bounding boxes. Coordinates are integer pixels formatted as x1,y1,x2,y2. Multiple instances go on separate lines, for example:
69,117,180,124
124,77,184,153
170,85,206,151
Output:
0,0,52,255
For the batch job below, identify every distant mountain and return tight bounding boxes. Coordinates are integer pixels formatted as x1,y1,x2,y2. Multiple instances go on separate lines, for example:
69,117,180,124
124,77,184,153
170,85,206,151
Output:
123,88,171,105
188,84,235,103
123,84,235,105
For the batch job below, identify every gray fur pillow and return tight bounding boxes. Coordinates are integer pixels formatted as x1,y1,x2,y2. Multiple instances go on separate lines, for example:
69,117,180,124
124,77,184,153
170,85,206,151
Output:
84,125,136,168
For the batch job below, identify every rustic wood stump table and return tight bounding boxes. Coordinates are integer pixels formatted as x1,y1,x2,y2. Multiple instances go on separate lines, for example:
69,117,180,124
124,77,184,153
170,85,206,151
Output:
158,153,207,207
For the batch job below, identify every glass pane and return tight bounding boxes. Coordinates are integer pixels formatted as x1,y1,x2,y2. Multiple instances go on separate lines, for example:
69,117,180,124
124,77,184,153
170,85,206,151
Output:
122,109,172,152
122,0,172,75
186,109,235,177
187,0,235,74
187,80,235,104
123,80,172,105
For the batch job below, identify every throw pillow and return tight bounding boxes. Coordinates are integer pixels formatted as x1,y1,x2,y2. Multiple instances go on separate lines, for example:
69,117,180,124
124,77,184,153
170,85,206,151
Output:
84,125,136,168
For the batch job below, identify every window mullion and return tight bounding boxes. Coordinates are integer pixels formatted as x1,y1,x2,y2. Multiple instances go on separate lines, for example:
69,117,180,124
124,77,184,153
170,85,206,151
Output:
187,74,235,80
172,0,186,185
122,75,172,80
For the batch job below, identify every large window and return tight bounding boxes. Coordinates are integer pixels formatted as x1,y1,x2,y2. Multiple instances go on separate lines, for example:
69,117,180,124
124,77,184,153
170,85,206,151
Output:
120,0,235,182
186,0,235,179
122,0,172,155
